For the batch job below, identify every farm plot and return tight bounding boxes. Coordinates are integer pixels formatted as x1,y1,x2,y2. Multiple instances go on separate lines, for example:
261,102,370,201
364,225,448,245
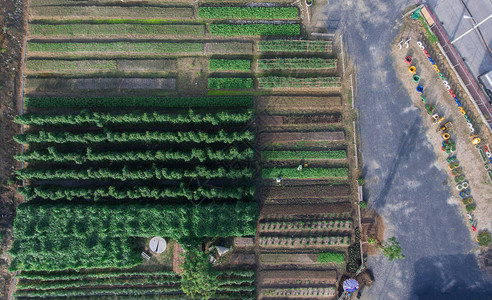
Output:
260,203,352,216
261,287,335,298
29,6,194,19
261,150,347,161
259,270,337,286
261,167,349,179
209,59,252,72
260,220,352,232
24,77,176,93
198,6,299,20
27,41,204,56
256,96,342,113
26,59,177,74
15,268,256,299
258,40,333,53
209,23,301,36
259,131,345,145
258,114,342,127
29,23,206,37
258,76,342,89
258,235,351,249
257,58,337,71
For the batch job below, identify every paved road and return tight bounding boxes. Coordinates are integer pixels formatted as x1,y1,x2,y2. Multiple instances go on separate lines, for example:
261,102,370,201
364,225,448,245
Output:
315,0,492,299
427,0,492,79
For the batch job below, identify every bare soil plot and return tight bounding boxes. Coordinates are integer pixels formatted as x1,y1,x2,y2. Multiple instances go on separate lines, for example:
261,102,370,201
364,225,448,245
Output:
25,59,177,74
233,237,254,248
259,270,337,286
261,202,352,216
25,77,176,93
31,0,195,4
29,6,194,20
257,96,342,114
205,42,253,55
259,131,345,145
224,253,256,265
258,114,342,128
259,185,351,201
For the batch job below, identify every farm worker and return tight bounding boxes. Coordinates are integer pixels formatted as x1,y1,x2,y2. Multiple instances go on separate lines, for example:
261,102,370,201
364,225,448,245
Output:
472,226,477,232
297,165,303,171
276,176,282,183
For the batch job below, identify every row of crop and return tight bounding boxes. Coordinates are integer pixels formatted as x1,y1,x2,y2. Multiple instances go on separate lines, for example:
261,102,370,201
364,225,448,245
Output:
17,269,254,281
317,252,346,264
15,285,184,298
258,40,333,53
25,96,253,108
12,202,258,271
198,6,299,20
257,58,337,70
209,24,300,36
259,236,351,247
16,165,255,181
262,287,335,297
17,276,181,291
18,276,254,291
209,59,251,72
258,76,342,88
18,184,256,201
15,147,255,164
15,293,254,300
14,130,255,145
15,109,254,127
261,150,347,160
29,23,206,36
260,220,352,232
262,167,348,179
208,78,253,89
28,42,204,53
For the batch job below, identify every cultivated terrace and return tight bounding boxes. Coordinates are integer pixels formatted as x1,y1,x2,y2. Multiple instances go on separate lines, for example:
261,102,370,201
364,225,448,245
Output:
7,0,360,299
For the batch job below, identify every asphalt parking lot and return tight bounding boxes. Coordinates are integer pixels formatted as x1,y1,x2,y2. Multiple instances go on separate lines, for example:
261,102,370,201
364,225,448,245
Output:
315,0,492,299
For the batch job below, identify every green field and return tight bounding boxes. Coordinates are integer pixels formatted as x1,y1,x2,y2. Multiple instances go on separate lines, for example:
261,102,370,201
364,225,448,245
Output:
262,167,349,179
198,6,299,20
262,150,347,160
209,23,301,36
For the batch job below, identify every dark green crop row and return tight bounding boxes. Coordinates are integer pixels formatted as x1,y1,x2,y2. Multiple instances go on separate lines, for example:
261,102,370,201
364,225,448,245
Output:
15,109,254,127
25,96,253,108
209,59,252,72
258,40,333,52
16,164,255,181
18,184,256,201
15,285,184,298
261,150,347,160
209,24,300,36
11,202,258,271
208,78,253,89
14,130,255,145
198,6,299,20
16,269,177,280
262,167,348,179
15,147,255,164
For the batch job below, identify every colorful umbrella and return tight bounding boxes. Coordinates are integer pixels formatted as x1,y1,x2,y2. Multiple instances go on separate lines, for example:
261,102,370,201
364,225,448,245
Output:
343,279,359,293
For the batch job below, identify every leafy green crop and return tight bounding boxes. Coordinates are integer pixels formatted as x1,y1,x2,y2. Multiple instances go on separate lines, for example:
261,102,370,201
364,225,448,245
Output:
262,167,348,179
18,184,256,201
209,24,300,36
15,147,255,164
198,7,298,20
25,96,253,108
262,150,346,160
28,41,203,53
258,76,341,88
209,59,251,71
15,109,254,127
208,78,253,89
14,130,255,145
317,252,345,264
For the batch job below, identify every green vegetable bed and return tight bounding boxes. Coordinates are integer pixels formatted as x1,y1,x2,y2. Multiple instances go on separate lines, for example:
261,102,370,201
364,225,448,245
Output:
262,150,346,160
209,24,300,36
198,6,299,20
262,167,348,179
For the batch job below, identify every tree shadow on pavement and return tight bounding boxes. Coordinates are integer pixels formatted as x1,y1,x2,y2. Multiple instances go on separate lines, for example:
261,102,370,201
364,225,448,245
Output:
412,254,492,300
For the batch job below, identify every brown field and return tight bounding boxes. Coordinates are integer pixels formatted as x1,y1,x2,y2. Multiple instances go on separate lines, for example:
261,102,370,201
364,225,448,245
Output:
25,77,176,93
259,253,319,265
259,131,345,145
256,96,342,113
205,42,254,55
258,114,342,127
259,269,337,286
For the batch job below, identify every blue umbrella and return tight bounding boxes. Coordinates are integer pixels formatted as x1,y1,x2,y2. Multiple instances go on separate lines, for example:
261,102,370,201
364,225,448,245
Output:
343,279,359,293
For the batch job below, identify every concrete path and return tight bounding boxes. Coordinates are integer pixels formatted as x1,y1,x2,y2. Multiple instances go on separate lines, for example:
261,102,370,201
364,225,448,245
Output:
314,0,492,299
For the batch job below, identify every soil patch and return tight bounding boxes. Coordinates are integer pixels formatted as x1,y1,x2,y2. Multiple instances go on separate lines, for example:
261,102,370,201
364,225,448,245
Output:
259,269,337,286
258,184,351,200
261,202,352,217
259,253,318,265
258,114,342,127
257,96,342,113
259,131,345,145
